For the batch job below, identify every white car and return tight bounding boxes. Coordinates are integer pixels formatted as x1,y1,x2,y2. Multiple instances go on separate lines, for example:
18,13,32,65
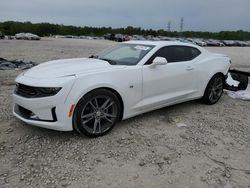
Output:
15,33,40,40
13,41,231,137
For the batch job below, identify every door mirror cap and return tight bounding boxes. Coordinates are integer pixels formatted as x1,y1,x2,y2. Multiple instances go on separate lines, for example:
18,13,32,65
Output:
151,57,168,67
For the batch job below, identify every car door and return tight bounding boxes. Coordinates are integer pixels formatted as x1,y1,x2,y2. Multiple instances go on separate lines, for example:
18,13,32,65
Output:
140,46,200,110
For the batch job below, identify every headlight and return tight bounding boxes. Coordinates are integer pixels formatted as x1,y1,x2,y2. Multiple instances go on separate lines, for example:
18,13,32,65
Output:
38,87,62,95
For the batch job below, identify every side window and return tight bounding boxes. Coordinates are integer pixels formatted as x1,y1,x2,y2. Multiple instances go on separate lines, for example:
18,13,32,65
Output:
168,46,201,62
145,46,201,64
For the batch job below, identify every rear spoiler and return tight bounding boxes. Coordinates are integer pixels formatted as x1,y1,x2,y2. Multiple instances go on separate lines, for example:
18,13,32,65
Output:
225,69,250,91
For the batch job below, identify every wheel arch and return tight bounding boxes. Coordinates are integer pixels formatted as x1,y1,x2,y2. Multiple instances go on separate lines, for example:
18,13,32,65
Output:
74,87,124,121
213,72,227,83
202,72,226,96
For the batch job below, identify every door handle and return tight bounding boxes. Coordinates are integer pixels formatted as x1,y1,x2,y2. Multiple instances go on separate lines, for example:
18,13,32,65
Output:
186,66,194,71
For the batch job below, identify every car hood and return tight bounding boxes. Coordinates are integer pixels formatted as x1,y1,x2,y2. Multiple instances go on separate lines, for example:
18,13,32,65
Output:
23,58,126,78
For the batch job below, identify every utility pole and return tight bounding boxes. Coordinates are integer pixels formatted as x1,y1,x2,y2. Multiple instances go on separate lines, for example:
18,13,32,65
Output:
167,21,171,32
180,17,184,32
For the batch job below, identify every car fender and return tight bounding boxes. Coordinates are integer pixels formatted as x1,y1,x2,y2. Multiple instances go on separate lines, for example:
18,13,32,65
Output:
195,54,231,95
65,67,142,119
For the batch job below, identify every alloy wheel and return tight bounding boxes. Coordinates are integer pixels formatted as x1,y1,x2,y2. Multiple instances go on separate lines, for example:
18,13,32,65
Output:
80,96,118,134
207,76,224,103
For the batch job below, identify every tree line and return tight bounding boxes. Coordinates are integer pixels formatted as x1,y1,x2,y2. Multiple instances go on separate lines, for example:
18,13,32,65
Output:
0,21,250,40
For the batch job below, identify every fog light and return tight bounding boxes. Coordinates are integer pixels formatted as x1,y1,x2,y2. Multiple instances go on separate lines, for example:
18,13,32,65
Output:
30,112,39,120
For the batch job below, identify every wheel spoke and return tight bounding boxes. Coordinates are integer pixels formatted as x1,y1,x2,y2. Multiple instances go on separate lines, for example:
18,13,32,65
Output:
93,119,99,133
214,79,218,86
103,112,116,118
101,98,111,109
89,101,97,111
103,116,113,123
82,117,94,124
209,90,213,100
98,121,101,133
104,101,114,110
213,92,217,100
94,98,99,108
214,78,220,86
81,112,95,119
216,83,223,89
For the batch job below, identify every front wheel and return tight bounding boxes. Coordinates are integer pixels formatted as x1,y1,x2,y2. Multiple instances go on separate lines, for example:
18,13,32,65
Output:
73,89,121,137
202,74,225,105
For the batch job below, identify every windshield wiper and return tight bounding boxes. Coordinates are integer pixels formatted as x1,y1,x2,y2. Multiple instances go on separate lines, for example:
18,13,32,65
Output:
99,58,117,65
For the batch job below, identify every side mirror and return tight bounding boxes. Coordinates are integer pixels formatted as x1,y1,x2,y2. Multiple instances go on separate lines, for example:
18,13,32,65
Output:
150,57,168,67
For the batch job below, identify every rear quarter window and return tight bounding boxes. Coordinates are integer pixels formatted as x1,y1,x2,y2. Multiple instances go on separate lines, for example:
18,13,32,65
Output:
168,46,201,62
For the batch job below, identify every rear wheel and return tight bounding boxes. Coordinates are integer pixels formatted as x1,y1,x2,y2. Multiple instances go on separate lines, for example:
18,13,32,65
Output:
202,74,224,105
73,89,121,137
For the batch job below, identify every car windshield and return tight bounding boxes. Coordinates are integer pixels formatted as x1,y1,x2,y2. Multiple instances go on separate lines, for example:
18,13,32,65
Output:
94,43,155,65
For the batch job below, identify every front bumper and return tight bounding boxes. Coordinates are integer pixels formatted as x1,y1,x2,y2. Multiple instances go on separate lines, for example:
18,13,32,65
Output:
13,107,69,131
13,75,76,131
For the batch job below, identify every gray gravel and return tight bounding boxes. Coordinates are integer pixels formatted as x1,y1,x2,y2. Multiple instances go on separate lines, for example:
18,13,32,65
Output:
0,38,250,188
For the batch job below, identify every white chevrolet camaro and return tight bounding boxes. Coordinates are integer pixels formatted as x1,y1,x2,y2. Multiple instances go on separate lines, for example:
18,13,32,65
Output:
13,41,231,137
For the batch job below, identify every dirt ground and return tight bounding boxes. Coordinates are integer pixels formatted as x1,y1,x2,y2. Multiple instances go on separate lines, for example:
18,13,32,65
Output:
0,38,250,188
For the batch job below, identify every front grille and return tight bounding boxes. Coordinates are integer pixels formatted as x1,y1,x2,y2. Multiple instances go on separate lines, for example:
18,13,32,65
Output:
15,83,61,98
15,84,38,98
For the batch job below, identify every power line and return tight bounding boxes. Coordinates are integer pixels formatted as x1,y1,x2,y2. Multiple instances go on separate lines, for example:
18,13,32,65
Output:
180,17,184,32
167,21,171,32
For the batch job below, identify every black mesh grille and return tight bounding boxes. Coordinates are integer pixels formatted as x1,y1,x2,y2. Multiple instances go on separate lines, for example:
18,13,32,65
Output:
15,83,61,98
15,84,38,98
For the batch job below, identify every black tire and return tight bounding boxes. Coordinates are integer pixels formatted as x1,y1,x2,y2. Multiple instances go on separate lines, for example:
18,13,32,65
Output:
202,74,225,105
73,89,121,137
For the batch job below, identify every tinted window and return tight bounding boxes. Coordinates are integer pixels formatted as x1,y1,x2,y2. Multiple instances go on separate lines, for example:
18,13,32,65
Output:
145,46,201,64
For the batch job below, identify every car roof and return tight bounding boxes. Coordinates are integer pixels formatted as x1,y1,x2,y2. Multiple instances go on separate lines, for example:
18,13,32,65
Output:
124,40,202,49
124,40,208,54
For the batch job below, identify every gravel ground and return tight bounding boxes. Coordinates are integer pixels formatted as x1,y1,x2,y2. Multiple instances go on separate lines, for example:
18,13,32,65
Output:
0,38,250,188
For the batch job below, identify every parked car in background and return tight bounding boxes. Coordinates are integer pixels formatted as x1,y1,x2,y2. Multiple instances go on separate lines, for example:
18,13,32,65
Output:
104,33,115,41
132,35,146,40
234,40,249,47
7,35,14,40
15,33,40,40
159,36,174,41
192,38,207,46
205,39,224,47
13,41,231,137
0,31,5,39
114,34,125,42
222,40,237,46
176,38,193,44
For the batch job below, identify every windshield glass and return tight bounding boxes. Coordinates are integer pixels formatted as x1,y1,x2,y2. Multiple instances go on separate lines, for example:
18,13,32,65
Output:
95,43,155,65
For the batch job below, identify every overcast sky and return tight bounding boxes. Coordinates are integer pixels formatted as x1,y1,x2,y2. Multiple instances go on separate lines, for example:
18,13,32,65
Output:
1,0,250,32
